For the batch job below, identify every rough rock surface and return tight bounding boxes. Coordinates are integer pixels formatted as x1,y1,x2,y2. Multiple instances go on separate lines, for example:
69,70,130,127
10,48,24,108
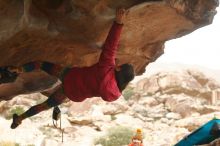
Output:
136,69,220,100
0,0,218,73
0,0,219,100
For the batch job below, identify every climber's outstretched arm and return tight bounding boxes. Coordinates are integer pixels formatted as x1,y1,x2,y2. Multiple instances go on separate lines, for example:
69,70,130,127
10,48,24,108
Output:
98,8,127,66
11,86,67,129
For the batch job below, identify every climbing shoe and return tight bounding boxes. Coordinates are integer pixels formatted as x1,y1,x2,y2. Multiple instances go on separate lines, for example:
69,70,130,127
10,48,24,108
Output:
11,114,22,129
0,67,18,84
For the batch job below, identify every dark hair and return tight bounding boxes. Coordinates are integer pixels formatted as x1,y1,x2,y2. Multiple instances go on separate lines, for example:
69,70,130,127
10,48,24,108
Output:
115,63,135,92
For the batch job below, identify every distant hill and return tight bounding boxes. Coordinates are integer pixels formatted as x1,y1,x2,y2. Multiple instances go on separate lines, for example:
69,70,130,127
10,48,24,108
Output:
132,62,220,84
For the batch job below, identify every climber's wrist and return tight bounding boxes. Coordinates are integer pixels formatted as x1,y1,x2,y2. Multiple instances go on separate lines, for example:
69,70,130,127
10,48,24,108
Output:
115,20,123,25
115,8,126,25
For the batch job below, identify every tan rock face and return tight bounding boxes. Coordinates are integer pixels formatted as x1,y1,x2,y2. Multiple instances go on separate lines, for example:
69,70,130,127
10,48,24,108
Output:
0,0,218,100
136,69,220,100
165,94,220,117
0,0,218,75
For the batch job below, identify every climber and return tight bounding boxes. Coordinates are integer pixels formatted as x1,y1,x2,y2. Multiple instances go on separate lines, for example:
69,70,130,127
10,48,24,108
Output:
0,8,135,129
128,129,144,146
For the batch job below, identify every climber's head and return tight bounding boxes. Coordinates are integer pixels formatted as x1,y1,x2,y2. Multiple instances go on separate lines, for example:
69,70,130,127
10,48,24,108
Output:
115,63,135,92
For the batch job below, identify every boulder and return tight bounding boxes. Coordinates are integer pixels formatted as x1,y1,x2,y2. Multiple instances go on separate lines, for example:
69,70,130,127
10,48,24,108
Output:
102,98,129,115
136,69,220,100
174,112,220,131
139,96,159,107
166,112,182,120
165,94,220,117
67,97,104,116
0,0,218,94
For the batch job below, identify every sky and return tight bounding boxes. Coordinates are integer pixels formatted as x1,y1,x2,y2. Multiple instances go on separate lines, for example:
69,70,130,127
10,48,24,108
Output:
156,7,220,70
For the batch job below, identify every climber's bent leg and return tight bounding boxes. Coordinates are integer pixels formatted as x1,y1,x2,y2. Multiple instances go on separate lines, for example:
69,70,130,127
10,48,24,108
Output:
1,61,70,84
11,87,66,129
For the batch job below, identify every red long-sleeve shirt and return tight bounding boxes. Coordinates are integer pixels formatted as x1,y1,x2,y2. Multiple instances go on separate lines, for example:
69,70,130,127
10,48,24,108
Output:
63,22,123,102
